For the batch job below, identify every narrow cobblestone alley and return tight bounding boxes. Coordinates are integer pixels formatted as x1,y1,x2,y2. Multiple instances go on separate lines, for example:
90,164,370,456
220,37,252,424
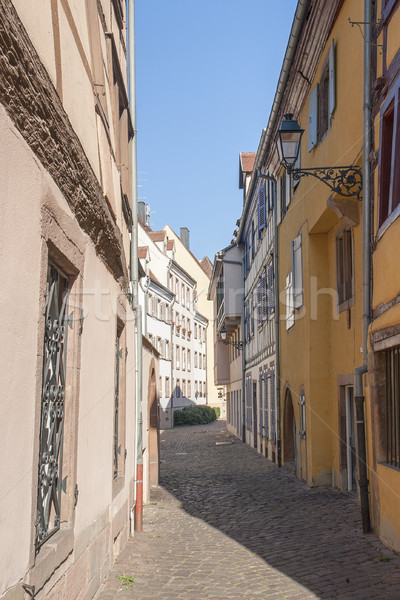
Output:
95,421,400,600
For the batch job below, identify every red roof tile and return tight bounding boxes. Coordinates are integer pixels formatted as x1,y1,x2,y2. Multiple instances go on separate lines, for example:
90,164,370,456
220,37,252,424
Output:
138,246,149,259
150,231,166,243
240,152,256,173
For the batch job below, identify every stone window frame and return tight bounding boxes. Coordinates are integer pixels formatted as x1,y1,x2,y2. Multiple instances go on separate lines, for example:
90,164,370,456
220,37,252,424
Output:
29,203,85,592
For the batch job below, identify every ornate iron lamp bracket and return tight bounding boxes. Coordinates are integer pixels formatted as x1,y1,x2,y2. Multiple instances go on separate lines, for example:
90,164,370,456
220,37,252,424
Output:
290,165,363,199
222,340,243,351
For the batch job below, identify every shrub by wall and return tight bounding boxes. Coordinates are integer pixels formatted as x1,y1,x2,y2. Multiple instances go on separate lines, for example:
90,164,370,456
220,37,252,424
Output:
174,405,220,426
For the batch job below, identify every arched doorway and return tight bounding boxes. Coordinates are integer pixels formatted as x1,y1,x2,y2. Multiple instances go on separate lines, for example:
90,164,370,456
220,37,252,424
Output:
147,363,159,487
283,388,296,470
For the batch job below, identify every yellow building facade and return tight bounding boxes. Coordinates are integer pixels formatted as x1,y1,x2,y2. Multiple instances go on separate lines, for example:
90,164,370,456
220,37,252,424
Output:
367,0,400,551
244,0,399,552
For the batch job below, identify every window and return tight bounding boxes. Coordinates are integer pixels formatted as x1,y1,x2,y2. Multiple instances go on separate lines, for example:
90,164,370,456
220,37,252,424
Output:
176,345,180,369
385,346,400,468
336,228,353,308
165,340,170,360
159,376,163,398
259,372,263,435
186,286,190,308
181,284,185,305
176,379,181,398
270,366,276,440
165,377,170,398
148,293,152,315
291,234,303,309
194,323,198,338
183,380,186,397
188,350,191,371
251,220,255,258
175,279,179,302
203,354,206,369
188,380,191,398
194,351,198,368
182,348,186,370
309,39,336,149
379,83,400,228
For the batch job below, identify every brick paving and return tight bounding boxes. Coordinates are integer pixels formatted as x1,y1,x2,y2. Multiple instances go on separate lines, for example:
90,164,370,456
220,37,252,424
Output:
95,420,400,600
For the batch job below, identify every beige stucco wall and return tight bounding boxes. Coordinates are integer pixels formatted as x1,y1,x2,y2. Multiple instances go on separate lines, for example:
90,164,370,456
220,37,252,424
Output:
0,105,44,592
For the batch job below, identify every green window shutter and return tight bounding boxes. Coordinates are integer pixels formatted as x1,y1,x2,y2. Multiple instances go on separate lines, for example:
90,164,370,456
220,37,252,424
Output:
309,84,318,151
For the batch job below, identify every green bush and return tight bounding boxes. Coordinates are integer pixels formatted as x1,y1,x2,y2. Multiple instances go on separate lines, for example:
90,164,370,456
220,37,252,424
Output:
174,405,219,426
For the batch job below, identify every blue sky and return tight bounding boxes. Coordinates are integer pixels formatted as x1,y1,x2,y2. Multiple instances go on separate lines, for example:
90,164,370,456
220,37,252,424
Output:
135,0,298,261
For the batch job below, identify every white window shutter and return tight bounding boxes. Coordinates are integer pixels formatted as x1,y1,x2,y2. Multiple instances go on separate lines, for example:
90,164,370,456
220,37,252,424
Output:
285,172,291,208
329,39,336,122
309,84,318,151
292,234,303,308
285,272,295,329
276,178,282,224
258,184,266,231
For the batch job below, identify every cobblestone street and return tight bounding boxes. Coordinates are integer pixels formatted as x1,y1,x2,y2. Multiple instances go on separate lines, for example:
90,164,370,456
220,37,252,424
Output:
95,420,400,600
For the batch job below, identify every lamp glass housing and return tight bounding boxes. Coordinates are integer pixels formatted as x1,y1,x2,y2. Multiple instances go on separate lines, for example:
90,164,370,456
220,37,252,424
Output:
277,114,304,170
220,326,227,341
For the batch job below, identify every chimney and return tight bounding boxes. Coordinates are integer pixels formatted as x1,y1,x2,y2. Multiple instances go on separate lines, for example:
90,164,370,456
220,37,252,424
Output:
138,201,146,223
180,227,190,250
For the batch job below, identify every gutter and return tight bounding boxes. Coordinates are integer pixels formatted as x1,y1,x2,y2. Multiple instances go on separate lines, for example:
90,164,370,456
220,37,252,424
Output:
128,0,143,533
237,0,310,243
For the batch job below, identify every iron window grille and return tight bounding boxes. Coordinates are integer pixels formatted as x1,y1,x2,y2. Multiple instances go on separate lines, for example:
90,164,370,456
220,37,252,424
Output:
36,264,69,551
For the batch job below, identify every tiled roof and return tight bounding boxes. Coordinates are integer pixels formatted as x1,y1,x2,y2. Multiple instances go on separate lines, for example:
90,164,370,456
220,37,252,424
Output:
149,270,160,284
200,256,213,278
167,239,175,251
138,246,149,259
240,152,256,173
150,231,167,243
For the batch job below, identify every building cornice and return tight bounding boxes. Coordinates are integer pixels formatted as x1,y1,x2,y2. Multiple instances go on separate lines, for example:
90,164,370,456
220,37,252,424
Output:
0,0,128,283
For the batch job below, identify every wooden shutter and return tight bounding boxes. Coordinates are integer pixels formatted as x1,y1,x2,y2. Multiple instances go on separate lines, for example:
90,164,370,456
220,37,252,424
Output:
270,366,276,440
329,39,336,122
259,374,263,435
264,369,269,438
257,280,262,325
309,84,318,150
276,177,282,224
292,234,303,308
267,263,274,316
258,184,266,232
285,272,294,329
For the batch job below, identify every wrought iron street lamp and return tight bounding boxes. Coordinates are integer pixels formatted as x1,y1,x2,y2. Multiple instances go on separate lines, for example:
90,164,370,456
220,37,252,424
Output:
220,326,243,350
276,114,363,199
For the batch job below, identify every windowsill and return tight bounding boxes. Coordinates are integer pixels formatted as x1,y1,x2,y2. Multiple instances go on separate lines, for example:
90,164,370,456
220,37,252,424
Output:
376,204,400,242
378,461,400,473
112,474,125,499
33,526,74,592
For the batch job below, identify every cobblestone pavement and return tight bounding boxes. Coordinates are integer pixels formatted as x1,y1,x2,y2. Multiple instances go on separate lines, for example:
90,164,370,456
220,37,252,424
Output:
95,420,400,600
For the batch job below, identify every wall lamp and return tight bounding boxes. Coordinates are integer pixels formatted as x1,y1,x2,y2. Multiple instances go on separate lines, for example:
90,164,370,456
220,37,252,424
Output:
276,114,363,199
220,326,243,350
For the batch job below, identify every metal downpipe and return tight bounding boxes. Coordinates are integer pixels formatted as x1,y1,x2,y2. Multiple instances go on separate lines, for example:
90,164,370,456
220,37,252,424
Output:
353,0,373,534
273,180,281,467
241,252,246,443
128,0,143,533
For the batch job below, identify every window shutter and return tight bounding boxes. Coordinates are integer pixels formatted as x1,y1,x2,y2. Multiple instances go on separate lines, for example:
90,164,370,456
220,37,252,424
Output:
292,234,303,309
285,272,295,329
267,263,274,316
259,374,263,435
276,178,282,224
329,39,336,122
258,184,266,232
270,367,276,441
309,84,318,151
285,172,291,209
257,280,262,325
264,369,269,439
